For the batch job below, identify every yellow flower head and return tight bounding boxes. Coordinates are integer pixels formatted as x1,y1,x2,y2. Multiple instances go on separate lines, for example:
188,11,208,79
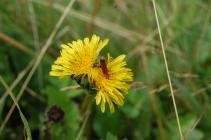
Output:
49,35,108,78
50,34,133,113
90,54,133,113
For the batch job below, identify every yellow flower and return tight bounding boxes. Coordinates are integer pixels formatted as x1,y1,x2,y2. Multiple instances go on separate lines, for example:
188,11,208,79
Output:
50,34,133,113
49,35,108,79
90,54,133,113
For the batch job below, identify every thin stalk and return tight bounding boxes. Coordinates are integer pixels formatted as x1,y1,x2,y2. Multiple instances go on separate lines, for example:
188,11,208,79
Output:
27,0,43,90
151,0,184,140
76,108,90,140
0,76,32,140
0,59,34,134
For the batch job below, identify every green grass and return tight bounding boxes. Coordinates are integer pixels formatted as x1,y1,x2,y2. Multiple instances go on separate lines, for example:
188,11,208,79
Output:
0,0,211,140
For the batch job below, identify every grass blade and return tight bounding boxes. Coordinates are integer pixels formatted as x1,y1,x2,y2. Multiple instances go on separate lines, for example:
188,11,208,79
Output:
0,76,32,140
151,0,184,140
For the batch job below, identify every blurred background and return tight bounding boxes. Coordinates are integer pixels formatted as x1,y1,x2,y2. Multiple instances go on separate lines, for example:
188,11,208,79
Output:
0,0,211,140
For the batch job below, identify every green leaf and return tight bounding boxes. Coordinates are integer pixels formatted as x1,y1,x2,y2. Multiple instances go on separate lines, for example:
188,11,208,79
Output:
167,113,204,140
93,110,126,138
106,132,118,140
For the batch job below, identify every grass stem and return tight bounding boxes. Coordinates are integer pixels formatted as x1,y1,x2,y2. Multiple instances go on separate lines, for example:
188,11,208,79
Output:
151,0,184,139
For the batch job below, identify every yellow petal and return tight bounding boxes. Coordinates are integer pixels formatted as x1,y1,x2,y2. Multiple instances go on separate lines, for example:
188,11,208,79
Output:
101,100,105,113
97,39,109,53
104,94,115,113
95,92,101,105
